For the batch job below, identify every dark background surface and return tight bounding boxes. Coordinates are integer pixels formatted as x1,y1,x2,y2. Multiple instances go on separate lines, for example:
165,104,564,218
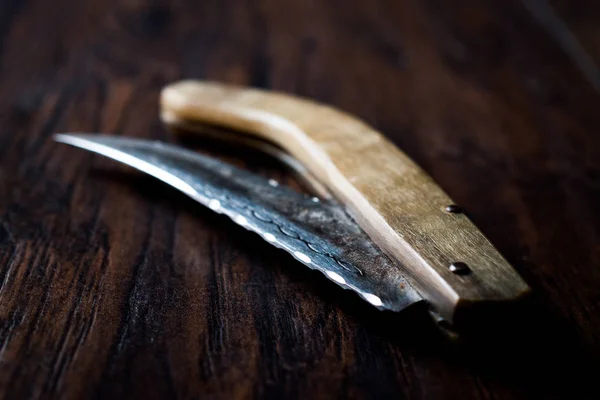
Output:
1,0,600,399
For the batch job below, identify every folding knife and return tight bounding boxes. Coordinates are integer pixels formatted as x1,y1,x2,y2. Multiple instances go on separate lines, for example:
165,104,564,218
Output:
55,80,529,330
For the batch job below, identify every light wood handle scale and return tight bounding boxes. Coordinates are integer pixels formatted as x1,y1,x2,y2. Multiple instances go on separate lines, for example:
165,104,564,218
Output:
160,80,530,322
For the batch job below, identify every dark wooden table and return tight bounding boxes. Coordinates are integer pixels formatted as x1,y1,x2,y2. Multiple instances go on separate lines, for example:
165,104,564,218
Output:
2,0,600,398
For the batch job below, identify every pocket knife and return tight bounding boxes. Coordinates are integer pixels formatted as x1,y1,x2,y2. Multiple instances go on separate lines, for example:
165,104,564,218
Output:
55,80,530,331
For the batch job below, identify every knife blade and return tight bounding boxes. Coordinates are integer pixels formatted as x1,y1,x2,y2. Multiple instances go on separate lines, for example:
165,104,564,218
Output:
54,133,424,313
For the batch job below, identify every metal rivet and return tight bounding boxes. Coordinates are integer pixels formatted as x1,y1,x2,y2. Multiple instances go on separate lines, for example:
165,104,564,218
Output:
445,204,463,214
449,262,470,275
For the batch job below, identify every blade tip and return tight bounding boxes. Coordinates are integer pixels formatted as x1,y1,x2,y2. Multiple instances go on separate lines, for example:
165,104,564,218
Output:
53,133,107,148
53,133,87,144
53,133,72,143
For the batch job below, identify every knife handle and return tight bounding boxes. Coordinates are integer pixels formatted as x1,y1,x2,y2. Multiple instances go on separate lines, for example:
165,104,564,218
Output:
160,80,529,323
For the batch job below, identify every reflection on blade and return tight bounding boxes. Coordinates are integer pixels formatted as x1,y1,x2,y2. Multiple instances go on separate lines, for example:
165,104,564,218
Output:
55,134,423,311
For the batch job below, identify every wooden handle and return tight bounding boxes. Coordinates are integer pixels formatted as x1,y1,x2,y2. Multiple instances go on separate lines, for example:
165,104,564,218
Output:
160,80,530,322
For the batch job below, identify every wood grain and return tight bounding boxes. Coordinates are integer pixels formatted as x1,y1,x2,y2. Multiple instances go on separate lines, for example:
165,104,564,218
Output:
1,0,600,399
